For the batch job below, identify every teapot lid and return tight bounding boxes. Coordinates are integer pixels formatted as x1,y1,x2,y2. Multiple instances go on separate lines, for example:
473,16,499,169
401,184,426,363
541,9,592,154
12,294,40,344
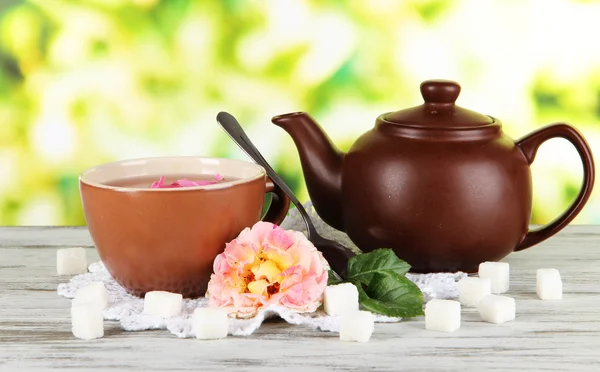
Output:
383,80,494,128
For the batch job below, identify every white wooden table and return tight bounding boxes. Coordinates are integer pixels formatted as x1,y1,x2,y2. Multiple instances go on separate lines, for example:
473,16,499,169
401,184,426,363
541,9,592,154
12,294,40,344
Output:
1,226,599,371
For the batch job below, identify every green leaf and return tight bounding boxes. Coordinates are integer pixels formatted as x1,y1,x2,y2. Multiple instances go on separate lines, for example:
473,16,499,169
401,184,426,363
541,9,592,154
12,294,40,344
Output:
332,248,423,318
347,248,411,285
327,269,342,286
354,272,424,318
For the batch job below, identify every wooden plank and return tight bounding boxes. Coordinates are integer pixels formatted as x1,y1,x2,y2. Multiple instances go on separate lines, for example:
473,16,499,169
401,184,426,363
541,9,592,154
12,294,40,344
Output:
0,226,599,371
0,226,93,248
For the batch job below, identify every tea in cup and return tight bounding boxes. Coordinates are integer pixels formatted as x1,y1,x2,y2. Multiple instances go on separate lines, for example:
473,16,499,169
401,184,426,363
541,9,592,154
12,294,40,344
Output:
79,156,290,298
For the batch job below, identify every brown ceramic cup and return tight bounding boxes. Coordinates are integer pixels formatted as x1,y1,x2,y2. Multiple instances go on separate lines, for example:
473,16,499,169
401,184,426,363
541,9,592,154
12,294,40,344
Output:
79,156,290,298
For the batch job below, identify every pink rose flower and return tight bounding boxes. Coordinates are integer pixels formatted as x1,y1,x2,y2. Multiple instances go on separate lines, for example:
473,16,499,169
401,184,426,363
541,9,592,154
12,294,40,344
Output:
206,221,329,318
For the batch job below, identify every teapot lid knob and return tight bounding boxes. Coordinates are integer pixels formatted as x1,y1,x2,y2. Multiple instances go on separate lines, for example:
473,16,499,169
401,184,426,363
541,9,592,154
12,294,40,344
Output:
381,79,494,129
420,80,461,104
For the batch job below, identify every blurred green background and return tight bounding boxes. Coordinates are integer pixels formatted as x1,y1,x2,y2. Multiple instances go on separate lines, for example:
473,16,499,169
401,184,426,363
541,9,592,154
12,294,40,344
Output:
0,0,599,226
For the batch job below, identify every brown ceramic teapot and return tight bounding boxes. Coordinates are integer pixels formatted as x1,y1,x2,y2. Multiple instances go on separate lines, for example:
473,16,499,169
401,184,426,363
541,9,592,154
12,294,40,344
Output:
272,79,595,273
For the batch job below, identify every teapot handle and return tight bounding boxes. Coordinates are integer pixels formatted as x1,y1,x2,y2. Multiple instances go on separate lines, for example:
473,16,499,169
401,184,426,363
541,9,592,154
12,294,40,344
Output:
514,123,595,251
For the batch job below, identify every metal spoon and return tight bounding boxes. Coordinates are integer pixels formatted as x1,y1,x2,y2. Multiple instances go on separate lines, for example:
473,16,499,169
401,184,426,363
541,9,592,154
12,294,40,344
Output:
216,111,356,280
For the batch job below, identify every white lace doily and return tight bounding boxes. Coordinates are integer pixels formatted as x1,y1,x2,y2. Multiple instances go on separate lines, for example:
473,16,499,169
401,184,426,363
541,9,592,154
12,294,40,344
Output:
57,202,466,338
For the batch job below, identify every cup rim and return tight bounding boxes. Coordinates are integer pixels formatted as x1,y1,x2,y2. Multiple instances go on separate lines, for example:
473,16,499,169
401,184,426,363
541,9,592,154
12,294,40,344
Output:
79,156,266,192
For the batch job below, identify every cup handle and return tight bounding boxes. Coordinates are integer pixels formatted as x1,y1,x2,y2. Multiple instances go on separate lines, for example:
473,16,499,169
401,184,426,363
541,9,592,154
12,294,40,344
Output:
262,178,291,225
514,123,595,251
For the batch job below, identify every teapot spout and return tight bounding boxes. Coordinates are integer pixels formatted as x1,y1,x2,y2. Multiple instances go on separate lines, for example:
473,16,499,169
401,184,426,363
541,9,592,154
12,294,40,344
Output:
272,112,344,230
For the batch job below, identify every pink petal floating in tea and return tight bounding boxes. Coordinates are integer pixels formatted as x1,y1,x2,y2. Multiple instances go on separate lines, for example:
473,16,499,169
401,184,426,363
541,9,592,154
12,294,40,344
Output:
192,179,223,186
150,176,166,188
175,178,199,187
149,174,226,188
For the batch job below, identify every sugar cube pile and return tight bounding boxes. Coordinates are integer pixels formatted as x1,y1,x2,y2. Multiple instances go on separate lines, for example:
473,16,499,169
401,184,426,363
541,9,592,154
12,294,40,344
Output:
478,261,510,294
71,303,104,340
536,268,562,300
73,281,108,309
324,283,359,316
143,291,183,318
339,310,374,342
193,307,229,340
57,248,88,275
477,294,515,324
425,299,461,333
458,277,491,307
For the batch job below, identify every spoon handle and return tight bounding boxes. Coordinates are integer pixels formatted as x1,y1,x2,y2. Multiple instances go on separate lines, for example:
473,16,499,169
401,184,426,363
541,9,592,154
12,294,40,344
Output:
216,112,353,281
216,112,318,237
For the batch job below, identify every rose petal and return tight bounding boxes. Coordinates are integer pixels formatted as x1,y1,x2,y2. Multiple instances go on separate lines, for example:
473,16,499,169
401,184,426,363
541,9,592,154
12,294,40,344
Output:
212,253,229,274
175,178,199,187
264,226,294,251
251,260,280,283
247,279,270,295
249,222,278,245
262,245,295,273
149,175,224,188
224,241,258,267
150,176,165,188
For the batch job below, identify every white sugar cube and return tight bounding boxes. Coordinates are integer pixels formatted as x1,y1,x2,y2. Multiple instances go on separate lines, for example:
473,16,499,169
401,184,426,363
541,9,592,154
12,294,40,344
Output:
425,299,461,333
143,291,182,318
339,310,374,343
73,282,108,310
458,277,491,307
193,307,229,340
57,248,88,275
536,268,562,300
477,294,515,324
71,303,104,340
324,283,359,316
478,261,510,294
